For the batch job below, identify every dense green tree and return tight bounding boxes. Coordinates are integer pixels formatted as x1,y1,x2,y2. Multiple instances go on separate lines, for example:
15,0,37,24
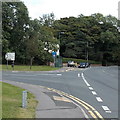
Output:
2,2,29,64
53,14,120,64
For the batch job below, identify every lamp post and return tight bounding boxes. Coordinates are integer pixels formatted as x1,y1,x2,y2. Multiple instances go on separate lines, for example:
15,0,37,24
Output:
86,41,88,63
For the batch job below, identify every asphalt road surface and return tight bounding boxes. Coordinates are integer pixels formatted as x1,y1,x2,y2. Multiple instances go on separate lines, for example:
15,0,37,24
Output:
2,66,119,118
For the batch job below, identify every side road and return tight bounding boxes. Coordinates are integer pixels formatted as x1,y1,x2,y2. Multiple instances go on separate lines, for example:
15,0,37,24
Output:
3,80,89,118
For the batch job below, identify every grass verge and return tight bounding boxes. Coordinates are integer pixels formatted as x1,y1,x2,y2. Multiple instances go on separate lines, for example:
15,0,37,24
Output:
2,82,37,118
2,65,59,71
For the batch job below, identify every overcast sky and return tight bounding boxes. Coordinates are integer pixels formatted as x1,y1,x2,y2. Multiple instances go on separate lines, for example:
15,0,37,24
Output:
22,0,119,20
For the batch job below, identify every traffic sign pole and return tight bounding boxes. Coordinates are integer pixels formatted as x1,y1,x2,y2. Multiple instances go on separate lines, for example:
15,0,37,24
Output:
6,60,8,70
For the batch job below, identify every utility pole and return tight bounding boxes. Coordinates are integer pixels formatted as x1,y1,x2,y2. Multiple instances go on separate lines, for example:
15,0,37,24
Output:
86,41,88,63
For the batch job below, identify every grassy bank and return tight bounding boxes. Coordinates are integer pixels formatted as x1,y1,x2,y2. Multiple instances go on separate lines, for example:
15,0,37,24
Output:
2,65,59,71
2,82,37,118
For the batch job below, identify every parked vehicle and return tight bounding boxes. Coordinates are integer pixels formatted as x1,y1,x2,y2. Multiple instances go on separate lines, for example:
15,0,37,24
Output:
67,61,77,67
78,62,90,68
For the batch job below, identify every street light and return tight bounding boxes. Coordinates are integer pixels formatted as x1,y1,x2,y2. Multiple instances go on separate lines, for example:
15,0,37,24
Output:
86,41,88,63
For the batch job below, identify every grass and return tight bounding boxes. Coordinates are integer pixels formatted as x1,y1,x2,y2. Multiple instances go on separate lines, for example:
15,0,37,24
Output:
2,82,38,118
2,65,59,71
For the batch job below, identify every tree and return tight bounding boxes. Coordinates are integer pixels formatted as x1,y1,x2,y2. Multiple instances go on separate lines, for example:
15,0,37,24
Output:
53,14,119,64
2,2,29,64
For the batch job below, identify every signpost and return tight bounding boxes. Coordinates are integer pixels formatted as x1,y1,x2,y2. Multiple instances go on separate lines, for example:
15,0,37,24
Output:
52,52,56,67
5,52,15,70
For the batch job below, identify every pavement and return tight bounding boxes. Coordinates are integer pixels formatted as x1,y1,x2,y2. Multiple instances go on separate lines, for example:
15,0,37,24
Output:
3,80,88,118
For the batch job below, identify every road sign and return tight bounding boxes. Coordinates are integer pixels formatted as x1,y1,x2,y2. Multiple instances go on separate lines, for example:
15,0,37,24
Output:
52,51,56,57
5,52,15,61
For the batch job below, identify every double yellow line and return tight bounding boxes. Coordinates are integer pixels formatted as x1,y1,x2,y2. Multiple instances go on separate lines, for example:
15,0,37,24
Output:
42,86,104,119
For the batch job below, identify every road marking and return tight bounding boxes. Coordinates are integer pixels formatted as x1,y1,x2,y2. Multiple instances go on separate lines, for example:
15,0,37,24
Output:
96,97,103,102
59,94,89,119
5,80,103,118
46,87,103,118
89,87,94,90
57,74,62,76
105,111,111,113
5,73,62,76
102,106,111,111
88,111,97,118
12,71,18,72
53,96,72,103
78,73,80,77
92,91,97,95
81,73,90,87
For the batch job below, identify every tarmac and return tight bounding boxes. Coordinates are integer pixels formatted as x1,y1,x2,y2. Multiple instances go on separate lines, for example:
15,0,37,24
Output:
2,67,90,118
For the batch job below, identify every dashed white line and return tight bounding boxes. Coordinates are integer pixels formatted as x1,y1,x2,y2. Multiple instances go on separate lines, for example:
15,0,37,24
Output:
102,106,111,113
96,97,103,102
78,73,80,77
89,87,94,90
91,91,97,95
102,106,110,111
81,72,111,114
57,74,62,76
105,111,112,113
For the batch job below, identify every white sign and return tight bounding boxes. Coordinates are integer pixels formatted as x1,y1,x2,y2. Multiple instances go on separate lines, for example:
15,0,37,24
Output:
5,52,15,61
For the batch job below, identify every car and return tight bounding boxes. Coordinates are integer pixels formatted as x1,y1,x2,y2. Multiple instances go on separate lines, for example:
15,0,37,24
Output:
67,61,77,67
78,62,90,68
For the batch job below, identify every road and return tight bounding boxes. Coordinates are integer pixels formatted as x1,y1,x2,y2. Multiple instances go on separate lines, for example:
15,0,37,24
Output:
2,66,118,118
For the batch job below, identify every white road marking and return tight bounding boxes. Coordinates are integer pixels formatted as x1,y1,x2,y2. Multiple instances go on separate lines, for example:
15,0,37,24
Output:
81,73,90,87
81,73,111,114
89,87,94,90
105,111,112,113
91,91,97,95
78,73,80,77
57,74,62,76
96,97,103,102
12,71,18,72
4,73,62,76
72,101,90,119
102,106,110,111
59,93,89,119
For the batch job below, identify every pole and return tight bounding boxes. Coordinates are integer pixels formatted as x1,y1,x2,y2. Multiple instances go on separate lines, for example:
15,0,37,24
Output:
13,60,14,70
86,41,88,63
6,60,8,70
54,56,55,67
22,91,27,108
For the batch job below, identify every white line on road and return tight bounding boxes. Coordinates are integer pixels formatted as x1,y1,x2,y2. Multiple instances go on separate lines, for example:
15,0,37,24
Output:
81,73,90,87
4,73,62,76
89,87,94,90
102,106,111,113
72,101,90,119
91,91,97,95
105,111,112,113
96,97,103,102
59,94,89,119
57,74,62,76
102,106,110,111
78,73,80,77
